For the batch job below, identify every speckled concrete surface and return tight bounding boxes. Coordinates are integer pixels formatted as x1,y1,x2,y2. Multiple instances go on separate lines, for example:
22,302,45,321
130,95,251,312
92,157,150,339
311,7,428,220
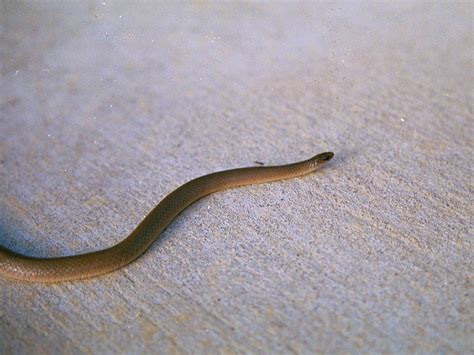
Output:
0,1,472,353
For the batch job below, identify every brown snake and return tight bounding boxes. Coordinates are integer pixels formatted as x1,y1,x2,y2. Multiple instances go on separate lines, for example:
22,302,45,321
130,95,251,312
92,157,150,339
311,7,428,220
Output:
0,152,334,282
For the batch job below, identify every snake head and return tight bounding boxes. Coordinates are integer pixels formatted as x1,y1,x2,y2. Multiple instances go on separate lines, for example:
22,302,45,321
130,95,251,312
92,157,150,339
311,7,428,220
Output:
308,152,334,169
313,152,334,164
317,152,334,162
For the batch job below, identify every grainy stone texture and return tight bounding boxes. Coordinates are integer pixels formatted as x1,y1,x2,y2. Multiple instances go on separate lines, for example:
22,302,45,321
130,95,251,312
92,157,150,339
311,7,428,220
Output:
0,2,472,353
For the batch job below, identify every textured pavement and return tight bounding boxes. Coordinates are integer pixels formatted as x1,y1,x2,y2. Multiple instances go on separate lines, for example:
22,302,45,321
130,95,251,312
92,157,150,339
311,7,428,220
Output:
0,2,472,353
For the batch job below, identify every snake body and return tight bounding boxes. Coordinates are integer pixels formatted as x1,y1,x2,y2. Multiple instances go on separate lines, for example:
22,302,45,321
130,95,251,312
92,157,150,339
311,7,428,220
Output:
0,152,333,282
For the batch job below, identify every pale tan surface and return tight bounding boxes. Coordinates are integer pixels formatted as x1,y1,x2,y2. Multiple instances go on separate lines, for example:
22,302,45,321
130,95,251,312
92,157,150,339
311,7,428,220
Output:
1,2,472,353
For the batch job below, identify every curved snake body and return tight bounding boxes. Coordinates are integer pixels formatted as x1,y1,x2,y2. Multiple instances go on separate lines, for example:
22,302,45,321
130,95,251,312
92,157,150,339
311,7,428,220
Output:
0,152,333,282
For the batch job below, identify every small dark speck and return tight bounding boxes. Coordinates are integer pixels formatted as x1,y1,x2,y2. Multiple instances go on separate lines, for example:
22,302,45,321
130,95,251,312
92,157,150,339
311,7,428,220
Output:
254,161,264,166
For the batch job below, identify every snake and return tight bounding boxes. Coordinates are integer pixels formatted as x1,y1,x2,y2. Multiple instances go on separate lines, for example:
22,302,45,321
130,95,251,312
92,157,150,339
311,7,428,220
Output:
0,152,334,282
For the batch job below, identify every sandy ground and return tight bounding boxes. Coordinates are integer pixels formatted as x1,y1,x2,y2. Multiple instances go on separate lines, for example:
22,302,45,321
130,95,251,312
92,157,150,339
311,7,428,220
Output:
1,2,472,353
